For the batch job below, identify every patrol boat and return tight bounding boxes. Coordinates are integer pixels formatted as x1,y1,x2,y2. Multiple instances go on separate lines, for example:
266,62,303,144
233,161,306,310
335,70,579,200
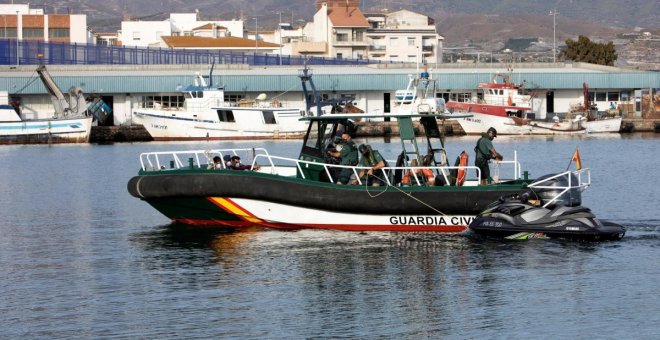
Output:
468,170,625,241
127,68,537,232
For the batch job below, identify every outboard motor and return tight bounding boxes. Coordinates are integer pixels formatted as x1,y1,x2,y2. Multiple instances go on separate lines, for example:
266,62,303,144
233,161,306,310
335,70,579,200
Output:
532,172,582,207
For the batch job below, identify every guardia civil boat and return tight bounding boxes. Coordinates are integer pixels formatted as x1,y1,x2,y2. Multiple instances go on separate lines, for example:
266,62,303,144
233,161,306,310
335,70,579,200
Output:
127,68,537,232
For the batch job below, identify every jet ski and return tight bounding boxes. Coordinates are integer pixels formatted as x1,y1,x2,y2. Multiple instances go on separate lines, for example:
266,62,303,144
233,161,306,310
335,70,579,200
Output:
469,170,625,241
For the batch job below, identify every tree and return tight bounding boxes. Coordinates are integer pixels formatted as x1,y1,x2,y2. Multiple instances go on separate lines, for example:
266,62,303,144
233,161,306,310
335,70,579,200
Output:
560,35,618,66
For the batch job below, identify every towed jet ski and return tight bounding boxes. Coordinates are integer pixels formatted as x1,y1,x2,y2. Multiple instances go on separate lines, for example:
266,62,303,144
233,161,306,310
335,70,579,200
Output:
469,170,625,241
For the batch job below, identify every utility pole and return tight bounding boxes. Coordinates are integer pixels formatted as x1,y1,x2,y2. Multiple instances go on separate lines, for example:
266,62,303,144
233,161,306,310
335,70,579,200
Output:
16,11,20,66
253,17,258,55
278,12,282,65
550,8,559,63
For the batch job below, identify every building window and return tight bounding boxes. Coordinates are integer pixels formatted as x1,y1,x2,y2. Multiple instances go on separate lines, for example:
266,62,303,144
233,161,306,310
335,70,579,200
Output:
141,95,184,109
336,33,348,42
408,37,415,46
389,37,398,45
353,31,363,42
607,92,620,101
22,28,44,39
132,32,140,40
1,28,17,38
48,28,70,38
336,53,343,59
595,92,607,102
225,94,244,103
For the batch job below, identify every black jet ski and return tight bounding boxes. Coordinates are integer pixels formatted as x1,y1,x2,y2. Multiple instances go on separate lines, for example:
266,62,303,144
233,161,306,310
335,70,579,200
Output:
469,171,625,241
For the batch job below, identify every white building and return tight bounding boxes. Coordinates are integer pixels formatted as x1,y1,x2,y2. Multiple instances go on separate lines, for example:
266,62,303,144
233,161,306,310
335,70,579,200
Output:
365,9,443,63
119,13,244,47
0,3,89,44
274,1,443,62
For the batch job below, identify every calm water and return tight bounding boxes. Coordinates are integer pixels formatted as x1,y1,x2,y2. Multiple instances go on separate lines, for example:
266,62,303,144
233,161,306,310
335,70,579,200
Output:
1,134,658,338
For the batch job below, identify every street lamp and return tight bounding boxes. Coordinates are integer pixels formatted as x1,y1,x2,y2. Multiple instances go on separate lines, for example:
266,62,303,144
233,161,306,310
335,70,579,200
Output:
549,9,559,63
252,17,258,55
16,11,19,66
278,12,282,65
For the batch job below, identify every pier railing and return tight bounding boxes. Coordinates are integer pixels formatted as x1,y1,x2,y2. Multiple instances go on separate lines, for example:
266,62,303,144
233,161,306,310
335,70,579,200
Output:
0,39,390,66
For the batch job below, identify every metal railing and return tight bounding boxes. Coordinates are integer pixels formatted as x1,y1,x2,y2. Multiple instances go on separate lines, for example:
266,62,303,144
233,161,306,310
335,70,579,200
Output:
139,148,524,187
0,39,392,66
528,169,591,208
139,148,270,171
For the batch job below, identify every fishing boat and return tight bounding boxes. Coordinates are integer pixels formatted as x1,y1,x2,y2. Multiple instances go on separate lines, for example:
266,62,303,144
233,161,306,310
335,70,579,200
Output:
0,65,95,144
127,68,538,232
446,72,589,135
132,64,314,141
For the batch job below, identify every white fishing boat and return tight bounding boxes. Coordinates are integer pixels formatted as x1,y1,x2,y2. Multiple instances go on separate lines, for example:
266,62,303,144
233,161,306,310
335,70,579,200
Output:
132,65,311,141
0,66,94,144
448,76,622,135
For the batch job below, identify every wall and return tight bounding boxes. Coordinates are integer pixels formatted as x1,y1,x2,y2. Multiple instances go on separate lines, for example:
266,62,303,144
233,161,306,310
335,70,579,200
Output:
553,90,583,114
120,21,171,47
69,15,87,44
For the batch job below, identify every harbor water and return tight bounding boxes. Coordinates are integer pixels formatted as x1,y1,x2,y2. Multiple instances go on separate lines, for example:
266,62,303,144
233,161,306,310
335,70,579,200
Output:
1,134,658,338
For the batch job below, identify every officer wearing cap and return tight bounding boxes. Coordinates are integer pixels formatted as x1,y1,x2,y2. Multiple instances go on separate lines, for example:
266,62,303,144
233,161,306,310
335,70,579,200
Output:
474,127,503,185
327,127,358,184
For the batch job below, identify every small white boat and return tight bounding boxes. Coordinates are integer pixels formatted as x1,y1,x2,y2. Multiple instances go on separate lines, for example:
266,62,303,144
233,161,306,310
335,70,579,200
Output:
132,65,310,141
0,66,93,145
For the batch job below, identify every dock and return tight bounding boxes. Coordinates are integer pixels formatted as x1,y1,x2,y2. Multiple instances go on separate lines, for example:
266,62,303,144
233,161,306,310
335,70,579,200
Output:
90,118,658,143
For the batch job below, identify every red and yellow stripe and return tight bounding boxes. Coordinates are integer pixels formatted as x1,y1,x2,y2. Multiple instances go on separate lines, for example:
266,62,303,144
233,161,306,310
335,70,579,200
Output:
207,197,263,224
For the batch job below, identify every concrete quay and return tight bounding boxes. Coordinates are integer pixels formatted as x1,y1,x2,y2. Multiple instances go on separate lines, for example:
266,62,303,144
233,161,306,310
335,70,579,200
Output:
89,118,657,143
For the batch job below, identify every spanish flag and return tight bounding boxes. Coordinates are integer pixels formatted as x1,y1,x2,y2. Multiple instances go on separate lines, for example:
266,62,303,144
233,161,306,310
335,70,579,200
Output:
572,148,582,170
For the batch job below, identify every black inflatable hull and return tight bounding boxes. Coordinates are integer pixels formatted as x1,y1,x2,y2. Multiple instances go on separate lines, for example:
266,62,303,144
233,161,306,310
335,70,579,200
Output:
469,216,625,241
128,171,526,216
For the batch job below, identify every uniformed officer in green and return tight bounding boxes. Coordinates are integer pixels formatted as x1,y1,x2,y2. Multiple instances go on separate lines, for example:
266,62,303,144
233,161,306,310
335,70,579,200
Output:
355,144,387,186
327,128,358,184
474,127,503,185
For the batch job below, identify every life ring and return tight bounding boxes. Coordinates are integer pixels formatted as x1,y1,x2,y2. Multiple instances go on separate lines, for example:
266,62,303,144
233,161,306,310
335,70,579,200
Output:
456,151,469,186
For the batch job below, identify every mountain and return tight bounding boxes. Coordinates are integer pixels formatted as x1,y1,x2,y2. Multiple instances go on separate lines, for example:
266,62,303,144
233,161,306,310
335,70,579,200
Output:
25,0,660,43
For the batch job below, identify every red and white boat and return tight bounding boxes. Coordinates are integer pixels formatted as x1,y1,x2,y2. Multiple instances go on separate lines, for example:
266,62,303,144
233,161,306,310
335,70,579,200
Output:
446,73,587,135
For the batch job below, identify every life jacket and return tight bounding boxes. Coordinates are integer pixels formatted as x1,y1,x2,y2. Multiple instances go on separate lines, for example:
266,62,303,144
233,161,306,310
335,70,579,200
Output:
455,151,469,186
402,167,434,185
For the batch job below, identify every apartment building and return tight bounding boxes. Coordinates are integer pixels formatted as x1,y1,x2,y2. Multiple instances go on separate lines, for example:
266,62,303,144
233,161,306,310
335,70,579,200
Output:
287,1,443,62
118,13,245,47
295,0,369,59
0,3,89,44
365,9,443,63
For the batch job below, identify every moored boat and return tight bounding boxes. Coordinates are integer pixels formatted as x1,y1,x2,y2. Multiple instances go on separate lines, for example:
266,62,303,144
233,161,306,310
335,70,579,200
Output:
448,76,621,135
127,68,538,232
446,72,588,135
131,64,314,141
1,65,95,145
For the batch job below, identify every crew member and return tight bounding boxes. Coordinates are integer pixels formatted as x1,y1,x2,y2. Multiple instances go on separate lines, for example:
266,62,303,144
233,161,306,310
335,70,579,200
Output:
474,127,503,185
